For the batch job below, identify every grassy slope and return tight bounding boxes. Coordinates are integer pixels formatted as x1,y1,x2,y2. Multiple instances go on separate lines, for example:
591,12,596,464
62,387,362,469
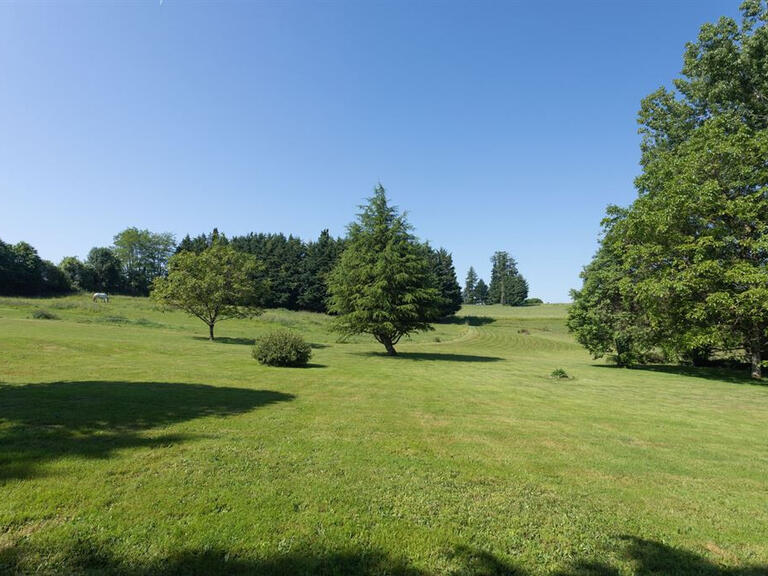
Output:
0,296,766,575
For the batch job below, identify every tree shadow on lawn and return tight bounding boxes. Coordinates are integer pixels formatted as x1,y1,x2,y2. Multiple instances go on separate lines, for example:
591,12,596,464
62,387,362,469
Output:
2,537,766,575
439,315,496,327
193,336,256,346
594,364,766,387
357,351,504,363
0,381,294,480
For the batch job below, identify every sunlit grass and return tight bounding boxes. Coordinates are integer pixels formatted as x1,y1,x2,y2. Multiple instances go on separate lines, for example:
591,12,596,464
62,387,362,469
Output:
0,295,766,574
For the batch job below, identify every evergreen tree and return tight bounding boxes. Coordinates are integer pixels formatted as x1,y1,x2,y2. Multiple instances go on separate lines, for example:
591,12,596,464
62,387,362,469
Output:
327,185,442,355
463,266,478,304
488,251,528,305
474,279,489,304
297,229,344,313
428,246,462,318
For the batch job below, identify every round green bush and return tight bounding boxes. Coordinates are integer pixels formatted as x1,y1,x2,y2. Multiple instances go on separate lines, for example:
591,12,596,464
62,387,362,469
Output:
252,330,312,367
32,309,58,320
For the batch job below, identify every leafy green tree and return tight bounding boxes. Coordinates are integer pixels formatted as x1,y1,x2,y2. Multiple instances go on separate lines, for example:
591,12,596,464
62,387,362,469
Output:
463,266,478,304
327,185,442,355
113,227,176,296
568,207,651,367
151,242,265,340
86,247,123,293
474,278,489,304
428,246,462,318
573,1,768,378
59,257,94,292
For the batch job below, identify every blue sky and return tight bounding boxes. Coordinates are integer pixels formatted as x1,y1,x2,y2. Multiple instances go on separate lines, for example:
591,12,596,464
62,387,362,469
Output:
0,1,741,302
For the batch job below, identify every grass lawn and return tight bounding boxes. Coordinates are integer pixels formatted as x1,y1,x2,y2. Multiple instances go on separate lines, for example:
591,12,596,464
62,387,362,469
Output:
0,296,767,575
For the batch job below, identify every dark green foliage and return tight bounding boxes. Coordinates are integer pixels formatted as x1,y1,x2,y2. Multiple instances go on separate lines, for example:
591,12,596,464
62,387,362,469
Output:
59,256,94,292
428,247,462,318
488,251,528,306
524,298,543,305
112,227,176,296
550,368,569,379
474,279,489,304
31,309,58,320
86,247,123,293
463,266,478,303
230,233,305,310
252,329,312,367
0,239,71,296
297,230,345,313
327,185,442,355
176,228,228,254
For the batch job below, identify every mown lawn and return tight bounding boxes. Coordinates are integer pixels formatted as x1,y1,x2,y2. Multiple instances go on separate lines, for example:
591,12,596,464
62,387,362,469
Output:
0,296,766,575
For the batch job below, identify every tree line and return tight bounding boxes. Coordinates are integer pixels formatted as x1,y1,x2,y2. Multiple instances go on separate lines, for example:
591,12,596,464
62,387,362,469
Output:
461,253,529,306
0,207,466,320
568,1,768,379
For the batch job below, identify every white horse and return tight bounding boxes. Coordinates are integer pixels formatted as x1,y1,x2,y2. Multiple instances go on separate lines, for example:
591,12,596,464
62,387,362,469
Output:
92,292,109,303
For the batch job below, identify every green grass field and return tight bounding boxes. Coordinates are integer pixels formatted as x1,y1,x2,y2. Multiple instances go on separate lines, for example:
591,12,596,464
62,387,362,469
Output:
1,295,767,575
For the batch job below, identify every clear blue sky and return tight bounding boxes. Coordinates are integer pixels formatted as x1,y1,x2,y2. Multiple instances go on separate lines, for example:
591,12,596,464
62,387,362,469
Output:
0,1,740,302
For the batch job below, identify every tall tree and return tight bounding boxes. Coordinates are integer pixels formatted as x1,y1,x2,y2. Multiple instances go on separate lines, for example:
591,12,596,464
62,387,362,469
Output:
571,1,768,378
428,246,462,318
474,279,489,304
86,247,123,293
327,185,442,355
113,227,176,296
488,251,528,306
151,242,265,340
463,266,478,304
297,229,344,313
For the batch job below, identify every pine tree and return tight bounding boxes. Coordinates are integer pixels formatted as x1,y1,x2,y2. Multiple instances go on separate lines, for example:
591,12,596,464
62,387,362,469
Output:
463,266,478,303
327,185,442,355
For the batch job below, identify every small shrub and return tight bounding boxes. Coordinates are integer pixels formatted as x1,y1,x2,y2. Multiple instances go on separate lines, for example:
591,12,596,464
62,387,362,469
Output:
524,298,543,305
434,336,442,343
32,309,58,320
518,328,530,335
253,330,312,367
550,368,569,379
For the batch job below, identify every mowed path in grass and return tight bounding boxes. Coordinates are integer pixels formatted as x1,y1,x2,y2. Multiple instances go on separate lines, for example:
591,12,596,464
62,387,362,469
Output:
0,296,767,575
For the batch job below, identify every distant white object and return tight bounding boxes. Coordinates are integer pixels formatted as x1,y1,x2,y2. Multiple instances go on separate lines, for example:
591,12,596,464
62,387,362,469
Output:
92,292,109,303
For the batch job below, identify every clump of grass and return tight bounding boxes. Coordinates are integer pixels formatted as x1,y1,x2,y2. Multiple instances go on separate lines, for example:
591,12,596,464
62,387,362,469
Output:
31,309,59,320
434,336,442,343
518,328,530,335
550,368,569,379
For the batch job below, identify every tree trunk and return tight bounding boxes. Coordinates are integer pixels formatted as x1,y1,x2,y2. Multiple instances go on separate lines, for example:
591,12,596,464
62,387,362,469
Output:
752,348,762,379
209,323,215,341
382,337,397,356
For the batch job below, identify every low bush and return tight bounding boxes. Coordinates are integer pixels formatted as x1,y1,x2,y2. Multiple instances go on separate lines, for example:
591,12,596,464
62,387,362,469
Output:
524,298,543,305
550,368,569,379
253,329,312,367
31,309,58,320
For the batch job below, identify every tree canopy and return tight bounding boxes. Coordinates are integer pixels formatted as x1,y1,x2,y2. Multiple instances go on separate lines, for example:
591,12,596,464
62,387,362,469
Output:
151,242,265,340
327,185,443,355
569,1,768,378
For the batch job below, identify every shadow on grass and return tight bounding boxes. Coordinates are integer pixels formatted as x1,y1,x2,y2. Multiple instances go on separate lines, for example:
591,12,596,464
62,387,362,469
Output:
2,537,766,575
439,315,496,326
356,351,503,363
0,381,294,480
594,364,765,386
193,336,256,346
0,543,525,576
